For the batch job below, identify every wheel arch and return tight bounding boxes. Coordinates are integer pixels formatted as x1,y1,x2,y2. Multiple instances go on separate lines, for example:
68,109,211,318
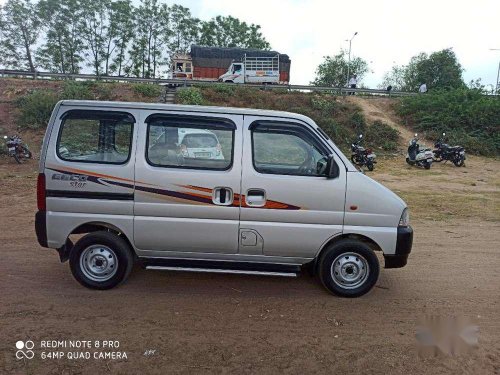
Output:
67,221,135,259
311,233,383,275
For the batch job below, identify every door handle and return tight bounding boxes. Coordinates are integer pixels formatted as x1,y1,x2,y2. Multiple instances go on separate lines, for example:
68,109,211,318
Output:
212,187,233,206
245,189,266,207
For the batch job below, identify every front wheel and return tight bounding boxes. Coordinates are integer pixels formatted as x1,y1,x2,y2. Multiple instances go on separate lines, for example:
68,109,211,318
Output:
69,231,134,290
424,161,431,169
318,240,379,297
453,155,465,167
366,160,374,171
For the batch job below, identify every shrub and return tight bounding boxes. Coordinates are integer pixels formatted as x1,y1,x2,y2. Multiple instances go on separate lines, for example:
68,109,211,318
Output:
176,87,204,105
365,120,400,151
15,90,59,129
311,95,338,115
60,81,94,100
132,83,162,98
93,82,114,100
213,84,236,96
398,88,500,155
348,111,367,134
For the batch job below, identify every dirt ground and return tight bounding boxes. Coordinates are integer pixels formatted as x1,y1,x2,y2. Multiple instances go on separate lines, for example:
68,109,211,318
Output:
0,153,499,375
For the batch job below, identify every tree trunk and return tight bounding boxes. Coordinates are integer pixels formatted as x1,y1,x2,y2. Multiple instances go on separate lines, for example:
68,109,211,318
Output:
21,26,35,72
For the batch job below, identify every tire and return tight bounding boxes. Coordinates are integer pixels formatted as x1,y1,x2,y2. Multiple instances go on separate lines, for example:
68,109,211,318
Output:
69,231,134,290
424,161,431,169
453,156,464,167
22,146,32,159
318,240,379,297
13,153,22,164
405,157,411,165
366,160,374,171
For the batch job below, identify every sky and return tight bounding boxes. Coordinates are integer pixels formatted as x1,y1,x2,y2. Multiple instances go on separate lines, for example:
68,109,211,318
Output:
1,0,499,88
174,0,500,89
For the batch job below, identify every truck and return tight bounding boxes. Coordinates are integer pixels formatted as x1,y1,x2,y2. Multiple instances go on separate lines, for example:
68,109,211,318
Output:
171,45,291,84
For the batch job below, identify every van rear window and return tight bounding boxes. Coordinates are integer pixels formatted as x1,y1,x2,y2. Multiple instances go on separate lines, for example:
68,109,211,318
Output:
57,110,134,164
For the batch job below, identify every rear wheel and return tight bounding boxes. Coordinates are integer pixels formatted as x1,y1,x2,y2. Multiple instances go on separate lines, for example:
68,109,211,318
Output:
424,161,431,169
318,240,379,297
69,231,133,290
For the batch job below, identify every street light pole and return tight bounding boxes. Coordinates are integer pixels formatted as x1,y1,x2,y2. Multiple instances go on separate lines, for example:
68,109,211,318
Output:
489,49,500,94
496,61,500,95
346,32,358,86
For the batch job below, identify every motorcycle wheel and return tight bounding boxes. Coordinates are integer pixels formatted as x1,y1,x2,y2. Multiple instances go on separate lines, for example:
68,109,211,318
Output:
405,157,412,165
366,161,374,171
424,161,431,170
22,146,32,159
13,153,23,164
350,155,357,164
453,156,465,167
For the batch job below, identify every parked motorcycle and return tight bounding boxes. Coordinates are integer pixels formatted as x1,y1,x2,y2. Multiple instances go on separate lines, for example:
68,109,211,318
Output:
433,132,466,167
350,134,377,171
406,133,433,169
3,135,32,164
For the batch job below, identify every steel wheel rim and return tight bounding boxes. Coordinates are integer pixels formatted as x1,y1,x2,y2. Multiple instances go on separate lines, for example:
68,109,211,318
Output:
80,245,118,282
331,252,370,289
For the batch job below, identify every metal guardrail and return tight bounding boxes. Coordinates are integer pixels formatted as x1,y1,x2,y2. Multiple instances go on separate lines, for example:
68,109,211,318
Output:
0,69,417,97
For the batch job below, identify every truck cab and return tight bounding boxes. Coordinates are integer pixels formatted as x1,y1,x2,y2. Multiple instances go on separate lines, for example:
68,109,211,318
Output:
218,54,281,84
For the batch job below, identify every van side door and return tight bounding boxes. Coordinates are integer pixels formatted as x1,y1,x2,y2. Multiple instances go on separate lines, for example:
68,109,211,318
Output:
133,111,242,255
239,116,346,258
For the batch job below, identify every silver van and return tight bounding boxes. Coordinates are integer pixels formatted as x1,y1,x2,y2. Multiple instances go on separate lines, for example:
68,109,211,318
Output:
35,100,412,297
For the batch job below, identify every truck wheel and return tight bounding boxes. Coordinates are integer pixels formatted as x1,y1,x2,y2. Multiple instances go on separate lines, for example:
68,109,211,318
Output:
69,231,133,290
318,240,379,297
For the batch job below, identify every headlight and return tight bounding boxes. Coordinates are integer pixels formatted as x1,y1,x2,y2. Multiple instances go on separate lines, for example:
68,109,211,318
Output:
399,208,410,227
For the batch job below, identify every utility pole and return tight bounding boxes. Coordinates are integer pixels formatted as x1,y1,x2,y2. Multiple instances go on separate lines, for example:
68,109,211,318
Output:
346,32,358,87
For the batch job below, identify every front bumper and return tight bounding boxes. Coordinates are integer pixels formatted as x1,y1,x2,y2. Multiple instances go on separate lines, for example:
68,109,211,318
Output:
384,226,413,268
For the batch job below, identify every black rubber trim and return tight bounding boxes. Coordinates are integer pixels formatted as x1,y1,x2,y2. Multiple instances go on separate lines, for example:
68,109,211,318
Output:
46,190,134,200
140,257,302,273
396,226,413,255
384,254,409,268
35,210,48,248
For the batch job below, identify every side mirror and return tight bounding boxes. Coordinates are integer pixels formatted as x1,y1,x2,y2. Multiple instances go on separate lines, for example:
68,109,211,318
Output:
325,154,340,179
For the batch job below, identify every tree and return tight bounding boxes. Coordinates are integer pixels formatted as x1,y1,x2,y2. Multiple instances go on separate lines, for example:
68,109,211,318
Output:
128,0,170,78
379,65,406,91
79,0,109,76
199,15,270,49
168,4,199,54
0,0,41,71
104,0,133,76
37,0,84,74
312,50,369,87
413,49,465,90
380,49,465,92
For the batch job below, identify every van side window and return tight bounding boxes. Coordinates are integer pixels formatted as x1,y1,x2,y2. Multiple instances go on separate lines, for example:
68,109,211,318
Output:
146,115,234,171
251,122,329,176
57,110,134,164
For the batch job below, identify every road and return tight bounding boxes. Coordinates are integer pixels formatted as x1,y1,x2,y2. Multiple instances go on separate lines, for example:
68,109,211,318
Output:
0,158,499,374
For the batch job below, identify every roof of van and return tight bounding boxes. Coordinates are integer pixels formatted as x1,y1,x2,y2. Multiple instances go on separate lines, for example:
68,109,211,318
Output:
58,100,314,125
